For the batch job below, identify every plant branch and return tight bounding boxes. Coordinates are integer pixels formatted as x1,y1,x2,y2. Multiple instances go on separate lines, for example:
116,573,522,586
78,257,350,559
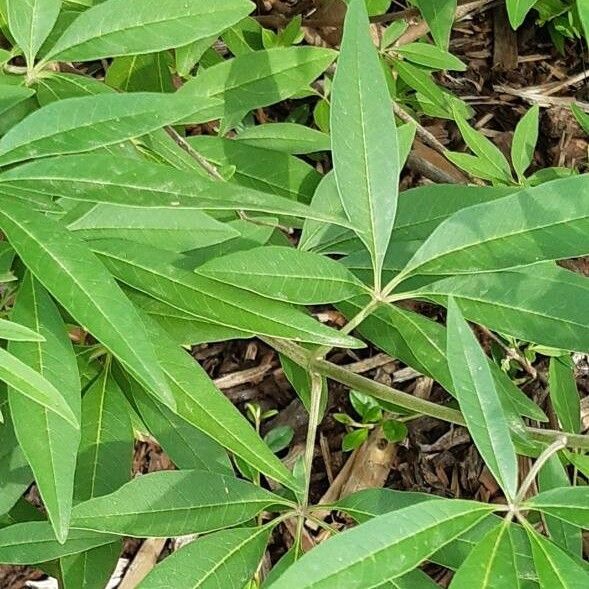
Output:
514,437,568,504
302,372,323,508
313,297,380,359
265,338,589,451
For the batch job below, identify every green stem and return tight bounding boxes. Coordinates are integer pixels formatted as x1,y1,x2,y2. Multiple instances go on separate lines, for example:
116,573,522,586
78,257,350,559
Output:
514,437,568,505
266,337,589,451
314,298,380,359
302,372,323,508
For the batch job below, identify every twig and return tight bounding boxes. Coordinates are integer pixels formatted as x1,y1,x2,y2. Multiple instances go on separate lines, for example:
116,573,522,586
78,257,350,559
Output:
265,337,589,451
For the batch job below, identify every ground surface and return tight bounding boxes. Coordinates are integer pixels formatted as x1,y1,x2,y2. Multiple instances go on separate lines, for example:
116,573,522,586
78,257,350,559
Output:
2,0,589,587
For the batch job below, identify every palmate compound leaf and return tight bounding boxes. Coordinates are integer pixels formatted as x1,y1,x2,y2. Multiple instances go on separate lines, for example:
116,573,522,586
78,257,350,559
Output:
91,239,362,349
0,196,174,410
70,470,292,537
394,174,589,280
0,154,352,227
42,0,253,62
0,92,215,167
331,0,399,291
334,487,540,583
8,273,81,543
138,526,273,589
6,0,61,66
267,499,494,588
446,297,518,500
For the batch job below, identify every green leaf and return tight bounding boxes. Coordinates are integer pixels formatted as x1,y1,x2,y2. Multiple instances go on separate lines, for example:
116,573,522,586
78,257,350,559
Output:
299,171,352,254
0,92,199,167
8,274,81,543
187,136,322,203
383,569,441,589
331,0,399,290
71,470,290,537
449,522,518,589
196,245,367,305
397,43,466,71
382,420,408,443
549,356,581,433
343,428,369,451
128,377,233,475
397,175,589,277
266,499,493,588
43,0,253,62
0,521,116,564
413,0,457,48
414,265,589,353
35,71,117,105
506,0,538,29
0,84,35,118
338,298,547,422
301,181,514,256
73,365,133,502
66,203,240,253
235,123,331,154
6,0,61,65
393,184,516,242
538,455,582,556
138,526,272,589
179,47,336,127
134,315,298,492
450,107,513,183
280,354,327,416
446,297,518,499
579,1,589,43
0,318,44,342
334,488,438,523
512,105,539,180
0,347,77,427
0,196,174,410
525,487,589,528
527,528,589,588
106,52,174,93
129,291,251,346
0,154,348,227
335,488,537,582
61,363,131,588
60,542,121,589
0,415,33,516
175,35,217,78
572,103,589,135
92,239,361,348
